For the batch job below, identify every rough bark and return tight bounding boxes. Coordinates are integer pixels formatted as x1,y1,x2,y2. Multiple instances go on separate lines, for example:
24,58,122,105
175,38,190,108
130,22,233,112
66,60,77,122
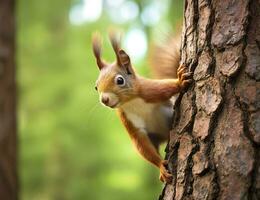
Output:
0,0,18,199
160,0,260,199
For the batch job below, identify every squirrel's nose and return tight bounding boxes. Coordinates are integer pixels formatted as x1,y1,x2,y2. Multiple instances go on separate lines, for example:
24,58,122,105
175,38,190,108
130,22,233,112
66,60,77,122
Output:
101,96,109,105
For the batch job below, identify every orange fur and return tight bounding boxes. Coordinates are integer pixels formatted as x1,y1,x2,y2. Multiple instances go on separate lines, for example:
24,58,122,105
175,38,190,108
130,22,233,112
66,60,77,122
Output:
136,77,180,103
118,110,162,166
118,110,173,182
149,35,181,79
92,32,192,183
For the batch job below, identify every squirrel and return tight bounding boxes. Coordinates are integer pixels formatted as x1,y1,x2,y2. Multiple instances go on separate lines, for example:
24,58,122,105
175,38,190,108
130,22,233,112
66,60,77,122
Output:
92,32,192,183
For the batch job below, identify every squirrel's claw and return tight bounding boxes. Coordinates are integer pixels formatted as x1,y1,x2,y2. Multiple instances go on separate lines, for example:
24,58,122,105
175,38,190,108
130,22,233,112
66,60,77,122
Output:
181,72,193,81
159,160,172,184
177,65,193,89
177,65,186,80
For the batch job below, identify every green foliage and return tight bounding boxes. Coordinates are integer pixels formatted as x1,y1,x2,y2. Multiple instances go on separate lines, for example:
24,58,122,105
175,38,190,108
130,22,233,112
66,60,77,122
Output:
17,0,183,199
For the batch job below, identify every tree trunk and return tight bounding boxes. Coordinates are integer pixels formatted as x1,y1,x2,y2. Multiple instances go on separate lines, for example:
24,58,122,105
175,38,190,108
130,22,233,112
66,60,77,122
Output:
0,0,18,199
160,0,260,199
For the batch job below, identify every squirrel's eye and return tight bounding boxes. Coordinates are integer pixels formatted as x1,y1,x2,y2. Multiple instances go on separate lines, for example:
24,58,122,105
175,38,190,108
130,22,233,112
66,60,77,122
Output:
95,86,98,91
115,75,125,86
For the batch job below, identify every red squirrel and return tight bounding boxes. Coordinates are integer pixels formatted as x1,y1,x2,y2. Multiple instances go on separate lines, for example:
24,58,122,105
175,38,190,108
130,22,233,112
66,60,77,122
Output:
92,32,192,183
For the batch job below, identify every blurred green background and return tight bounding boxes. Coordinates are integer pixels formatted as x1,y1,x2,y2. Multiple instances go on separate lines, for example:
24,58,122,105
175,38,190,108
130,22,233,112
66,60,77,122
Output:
17,0,182,199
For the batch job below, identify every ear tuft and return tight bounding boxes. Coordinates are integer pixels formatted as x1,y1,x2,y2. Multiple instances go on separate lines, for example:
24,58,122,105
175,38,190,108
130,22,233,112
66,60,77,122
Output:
108,31,135,75
109,31,121,54
92,32,105,70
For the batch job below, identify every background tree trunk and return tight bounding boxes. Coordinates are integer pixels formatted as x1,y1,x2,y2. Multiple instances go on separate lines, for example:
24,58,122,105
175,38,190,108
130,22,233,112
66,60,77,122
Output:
160,0,260,199
0,0,18,199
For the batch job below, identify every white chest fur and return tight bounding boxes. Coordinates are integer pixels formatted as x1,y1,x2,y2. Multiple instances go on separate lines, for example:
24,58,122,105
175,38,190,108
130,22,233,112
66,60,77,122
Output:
120,98,173,136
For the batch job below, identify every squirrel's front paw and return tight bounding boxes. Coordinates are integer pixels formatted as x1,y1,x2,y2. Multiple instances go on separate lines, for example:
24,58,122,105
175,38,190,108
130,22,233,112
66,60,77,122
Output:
177,64,193,89
159,160,172,183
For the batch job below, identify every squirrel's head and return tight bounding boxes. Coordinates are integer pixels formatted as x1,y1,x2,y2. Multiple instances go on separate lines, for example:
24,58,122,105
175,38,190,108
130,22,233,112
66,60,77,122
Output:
92,32,137,109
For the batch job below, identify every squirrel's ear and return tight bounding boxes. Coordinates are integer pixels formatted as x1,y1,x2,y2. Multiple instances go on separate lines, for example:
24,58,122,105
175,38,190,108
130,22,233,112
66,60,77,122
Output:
109,31,134,75
92,32,106,70
118,49,134,75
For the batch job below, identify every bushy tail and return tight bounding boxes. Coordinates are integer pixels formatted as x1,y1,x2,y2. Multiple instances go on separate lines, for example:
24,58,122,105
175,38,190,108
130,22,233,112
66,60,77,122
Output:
149,34,181,79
